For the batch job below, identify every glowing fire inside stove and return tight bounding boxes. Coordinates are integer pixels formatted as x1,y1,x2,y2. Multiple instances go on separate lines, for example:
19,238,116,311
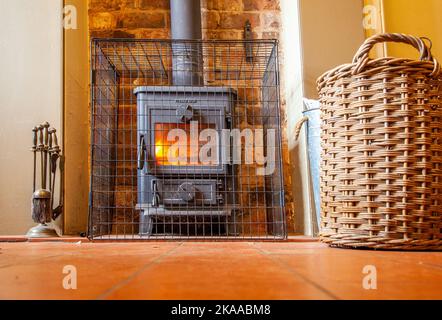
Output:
154,123,216,166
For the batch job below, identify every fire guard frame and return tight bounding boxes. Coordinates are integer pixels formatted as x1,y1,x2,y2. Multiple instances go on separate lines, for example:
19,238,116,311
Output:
89,38,286,240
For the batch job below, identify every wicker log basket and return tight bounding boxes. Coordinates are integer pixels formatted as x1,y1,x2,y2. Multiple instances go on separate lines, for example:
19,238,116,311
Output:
317,33,442,250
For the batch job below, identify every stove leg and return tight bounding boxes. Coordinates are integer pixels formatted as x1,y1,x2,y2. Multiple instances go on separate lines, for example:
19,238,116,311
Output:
226,211,240,236
141,212,153,236
145,216,153,236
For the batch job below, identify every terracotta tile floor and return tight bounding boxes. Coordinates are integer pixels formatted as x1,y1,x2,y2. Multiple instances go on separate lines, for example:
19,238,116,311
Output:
0,240,441,300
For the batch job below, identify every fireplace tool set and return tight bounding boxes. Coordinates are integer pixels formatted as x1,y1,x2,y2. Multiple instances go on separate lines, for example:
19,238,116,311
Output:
27,122,62,238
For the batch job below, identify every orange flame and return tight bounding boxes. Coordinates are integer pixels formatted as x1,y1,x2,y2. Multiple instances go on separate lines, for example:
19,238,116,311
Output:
154,123,216,166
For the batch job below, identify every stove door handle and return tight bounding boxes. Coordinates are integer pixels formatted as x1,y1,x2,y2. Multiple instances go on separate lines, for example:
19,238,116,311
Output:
138,135,146,170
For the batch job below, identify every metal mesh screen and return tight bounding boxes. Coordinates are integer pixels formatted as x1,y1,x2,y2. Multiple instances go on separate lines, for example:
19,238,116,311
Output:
89,39,285,240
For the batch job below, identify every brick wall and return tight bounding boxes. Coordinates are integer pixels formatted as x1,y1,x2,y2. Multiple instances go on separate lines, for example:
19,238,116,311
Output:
89,0,281,40
88,0,296,234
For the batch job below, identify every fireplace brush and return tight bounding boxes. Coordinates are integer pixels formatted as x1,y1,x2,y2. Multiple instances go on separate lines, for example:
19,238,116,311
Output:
31,123,52,225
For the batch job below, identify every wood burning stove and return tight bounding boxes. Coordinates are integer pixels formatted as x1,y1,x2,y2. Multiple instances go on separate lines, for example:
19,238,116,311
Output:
135,86,239,235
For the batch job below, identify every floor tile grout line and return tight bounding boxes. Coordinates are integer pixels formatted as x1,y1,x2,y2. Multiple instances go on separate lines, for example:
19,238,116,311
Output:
261,245,442,270
248,243,340,300
0,253,66,269
251,246,442,288
95,243,184,300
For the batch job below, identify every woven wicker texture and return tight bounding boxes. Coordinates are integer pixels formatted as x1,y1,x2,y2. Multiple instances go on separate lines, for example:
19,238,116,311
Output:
317,33,442,250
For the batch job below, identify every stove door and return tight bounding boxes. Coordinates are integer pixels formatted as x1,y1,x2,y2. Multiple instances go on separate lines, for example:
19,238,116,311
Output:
141,104,230,176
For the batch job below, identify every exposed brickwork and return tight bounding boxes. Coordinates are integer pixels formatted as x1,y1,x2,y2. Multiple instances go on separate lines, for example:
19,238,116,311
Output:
88,0,296,233
243,0,280,11
88,0,281,40
89,0,170,38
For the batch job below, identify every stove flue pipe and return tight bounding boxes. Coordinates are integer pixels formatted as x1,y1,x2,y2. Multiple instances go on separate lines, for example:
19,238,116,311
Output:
170,0,204,86
171,0,202,40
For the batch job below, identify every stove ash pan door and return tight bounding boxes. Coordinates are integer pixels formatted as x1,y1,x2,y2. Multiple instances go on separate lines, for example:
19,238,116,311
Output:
139,177,225,207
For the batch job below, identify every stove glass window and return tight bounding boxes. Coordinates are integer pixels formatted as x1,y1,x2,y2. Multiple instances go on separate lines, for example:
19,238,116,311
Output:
154,123,217,166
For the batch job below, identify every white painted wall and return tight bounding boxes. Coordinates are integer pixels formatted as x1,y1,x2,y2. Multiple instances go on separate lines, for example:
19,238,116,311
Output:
0,0,63,235
280,0,365,235
280,0,313,235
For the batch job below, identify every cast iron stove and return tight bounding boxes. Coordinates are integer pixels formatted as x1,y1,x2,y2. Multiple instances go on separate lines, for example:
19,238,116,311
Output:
135,86,238,235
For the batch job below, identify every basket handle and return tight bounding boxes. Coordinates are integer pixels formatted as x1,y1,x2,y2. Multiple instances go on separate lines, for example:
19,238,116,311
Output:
352,33,440,76
294,116,309,141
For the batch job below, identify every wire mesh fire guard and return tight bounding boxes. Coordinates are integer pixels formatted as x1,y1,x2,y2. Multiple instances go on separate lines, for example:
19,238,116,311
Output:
89,39,286,240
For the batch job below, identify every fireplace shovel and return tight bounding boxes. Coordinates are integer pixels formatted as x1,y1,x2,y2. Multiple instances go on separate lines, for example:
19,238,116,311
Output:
49,128,63,220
